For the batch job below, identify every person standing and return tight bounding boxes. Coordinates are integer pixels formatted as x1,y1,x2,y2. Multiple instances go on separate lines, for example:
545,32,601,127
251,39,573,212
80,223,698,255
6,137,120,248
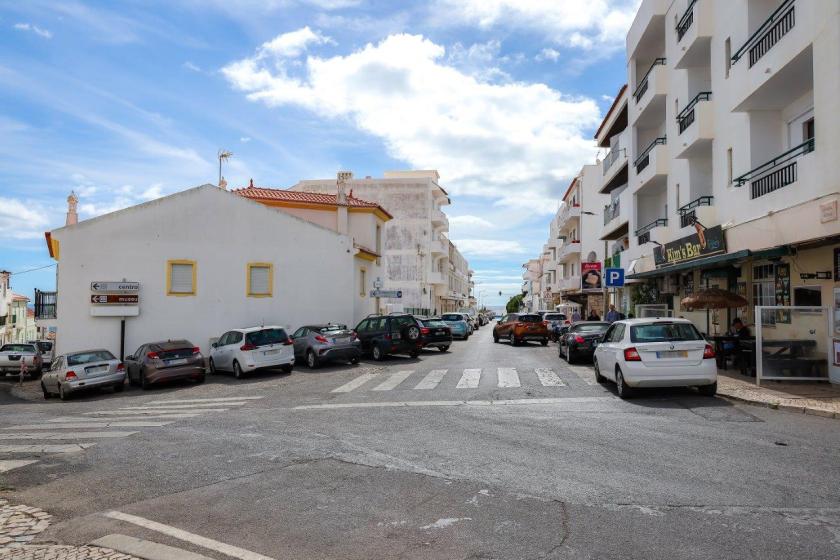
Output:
605,304,621,323
571,310,581,322
587,309,601,321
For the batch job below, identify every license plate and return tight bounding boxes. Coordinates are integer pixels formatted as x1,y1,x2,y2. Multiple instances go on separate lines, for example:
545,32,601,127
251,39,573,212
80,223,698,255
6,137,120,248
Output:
656,351,688,358
436,330,445,335
86,365,107,374
165,358,188,366
264,349,279,356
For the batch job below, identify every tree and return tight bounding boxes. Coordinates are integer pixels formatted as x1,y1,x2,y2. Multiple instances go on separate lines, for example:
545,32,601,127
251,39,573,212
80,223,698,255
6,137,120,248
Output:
506,294,524,313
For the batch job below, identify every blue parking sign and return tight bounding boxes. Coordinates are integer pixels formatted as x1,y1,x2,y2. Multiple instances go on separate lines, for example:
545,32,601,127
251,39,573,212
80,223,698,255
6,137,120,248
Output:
605,268,624,287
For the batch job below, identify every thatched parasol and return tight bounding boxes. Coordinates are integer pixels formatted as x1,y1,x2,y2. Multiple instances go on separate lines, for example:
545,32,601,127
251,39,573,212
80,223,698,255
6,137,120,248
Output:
680,288,748,311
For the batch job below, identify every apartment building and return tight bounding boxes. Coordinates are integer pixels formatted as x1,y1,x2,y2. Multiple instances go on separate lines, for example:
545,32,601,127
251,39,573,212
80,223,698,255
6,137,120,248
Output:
521,258,542,312
292,170,468,315
619,0,840,336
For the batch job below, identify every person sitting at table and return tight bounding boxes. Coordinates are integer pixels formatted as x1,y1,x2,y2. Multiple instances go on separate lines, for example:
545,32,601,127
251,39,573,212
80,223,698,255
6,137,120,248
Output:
724,318,752,372
730,318,751,338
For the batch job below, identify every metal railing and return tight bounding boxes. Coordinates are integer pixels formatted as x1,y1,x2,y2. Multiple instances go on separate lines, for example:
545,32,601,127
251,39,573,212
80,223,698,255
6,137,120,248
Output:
635,218,667,245
677,91,712,134
602,145,623,175
676,0,697,41
678,195,713,227
734,138,814,199
603,199,621,225
34,289,57,320
732,0,795,67
633,58,666,103
634,136,666,173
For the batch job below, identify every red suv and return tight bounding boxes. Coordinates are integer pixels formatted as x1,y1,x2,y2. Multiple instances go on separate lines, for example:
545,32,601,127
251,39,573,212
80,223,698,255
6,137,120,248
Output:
493,313,549,346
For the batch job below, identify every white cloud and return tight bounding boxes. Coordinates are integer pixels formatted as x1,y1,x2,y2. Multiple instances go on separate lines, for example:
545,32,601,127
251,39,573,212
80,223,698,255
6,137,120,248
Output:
183,61,202,72
0,198,51,240
13,23,52,39
449,215,494,230
433,0,640,50
259,27,334,59
456,239,527,257
240,136,252,143
536,48,560,62
222,33,600,203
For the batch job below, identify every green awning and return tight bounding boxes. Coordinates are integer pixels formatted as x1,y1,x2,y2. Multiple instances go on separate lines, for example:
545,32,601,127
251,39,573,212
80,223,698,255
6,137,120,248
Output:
626,246,791,280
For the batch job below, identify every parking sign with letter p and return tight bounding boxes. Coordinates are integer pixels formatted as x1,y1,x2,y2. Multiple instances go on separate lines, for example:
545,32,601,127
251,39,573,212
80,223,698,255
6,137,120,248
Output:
605,268,625,287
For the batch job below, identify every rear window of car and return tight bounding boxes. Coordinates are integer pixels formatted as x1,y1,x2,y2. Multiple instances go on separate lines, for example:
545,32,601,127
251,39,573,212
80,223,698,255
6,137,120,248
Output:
1,344,36,353
630,322,702,343
518,315,542,323
152,340,193,351
245,328,289,347
571,323,609,333
544,314,566,321
423,320,448,328
68,350,115,365
36,342,53,352
441,314,464,321
318,325,347,334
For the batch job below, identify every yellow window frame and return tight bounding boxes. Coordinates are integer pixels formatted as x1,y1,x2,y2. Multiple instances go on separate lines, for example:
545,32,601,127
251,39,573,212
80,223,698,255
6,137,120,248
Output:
166,259,197,296
247,262,274,298
359,266,367,298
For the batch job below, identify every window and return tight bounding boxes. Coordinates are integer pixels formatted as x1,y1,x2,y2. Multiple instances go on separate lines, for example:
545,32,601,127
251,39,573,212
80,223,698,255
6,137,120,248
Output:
803,118,815,141
726,148,733,185
167,260,196,296
355,319,370,333
359,268,367,297
247,263,273,297
230,332,243,345
630,322,701,343
794,287,822,307
245,328,288,347
724,38,731,78
292,327,307,339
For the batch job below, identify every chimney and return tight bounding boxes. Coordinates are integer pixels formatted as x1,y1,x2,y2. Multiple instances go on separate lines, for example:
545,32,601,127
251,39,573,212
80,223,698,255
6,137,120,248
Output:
219,176,228,190
66,191,79,226
335,171,350,235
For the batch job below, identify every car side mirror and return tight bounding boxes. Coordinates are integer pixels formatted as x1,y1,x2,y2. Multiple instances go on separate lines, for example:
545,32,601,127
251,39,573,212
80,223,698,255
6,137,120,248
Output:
125,355,133,361
211,342,218,348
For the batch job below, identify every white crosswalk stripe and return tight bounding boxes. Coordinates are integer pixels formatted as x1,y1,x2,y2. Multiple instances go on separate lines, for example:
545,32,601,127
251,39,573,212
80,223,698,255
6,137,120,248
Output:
568,365,596,386
119,403,247,410
146,396,264,405
84,409,227,416
0,431,137,440
372,370,413,391
0,459,39,473
49,414,201,422
497,368,521,388
535,368,566,387
414,369,447,390
0,443,96,453
456,369,482,389
332,372,378,393
9,422,175,430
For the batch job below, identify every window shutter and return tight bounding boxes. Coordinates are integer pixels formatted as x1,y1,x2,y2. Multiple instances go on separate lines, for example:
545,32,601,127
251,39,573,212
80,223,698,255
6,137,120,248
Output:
250,265,271,295
170,263,194,293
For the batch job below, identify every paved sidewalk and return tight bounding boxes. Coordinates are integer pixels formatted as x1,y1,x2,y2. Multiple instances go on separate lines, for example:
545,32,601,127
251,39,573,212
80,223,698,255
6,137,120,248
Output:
717,370,840,419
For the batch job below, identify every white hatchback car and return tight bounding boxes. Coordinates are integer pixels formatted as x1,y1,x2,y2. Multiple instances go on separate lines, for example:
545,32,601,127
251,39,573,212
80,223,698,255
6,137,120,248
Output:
593,318,717,399
209,326,295,379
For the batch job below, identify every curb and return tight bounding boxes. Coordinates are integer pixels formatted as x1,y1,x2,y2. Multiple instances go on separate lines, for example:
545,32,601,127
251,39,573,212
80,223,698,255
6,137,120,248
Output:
9,384,42,403
718,391,840,420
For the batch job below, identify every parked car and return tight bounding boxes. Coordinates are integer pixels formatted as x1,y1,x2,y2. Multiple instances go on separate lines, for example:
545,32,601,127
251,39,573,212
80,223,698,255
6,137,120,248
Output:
593,318,717,399
417,317,453,352
291,323,361,369
558,321,610,363
41,349,125,400
493,313,549,346
458,308,480,330
209,326,294,378
0,343,42,377
543,313,568,341
29,340,54,365
124,340,205,389
440,313,471,340
354,314,425,360
478,313,488,326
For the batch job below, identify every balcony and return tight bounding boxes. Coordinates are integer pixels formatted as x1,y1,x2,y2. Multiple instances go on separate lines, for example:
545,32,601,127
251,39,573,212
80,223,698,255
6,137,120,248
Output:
732,0,795,69
635,218,668,245
34,289,57,321
430,238,447,255
600,129,630,193
558,276,582,292
627,0,667,59
633,137,668,191
428,271,446,285
631,58,667,127
734,138,814,200
674,0,713,69
678,196,714,228
557,203,581,228
675,92,713,159
557,240,582,262
601,188,631,241
431,208,448,228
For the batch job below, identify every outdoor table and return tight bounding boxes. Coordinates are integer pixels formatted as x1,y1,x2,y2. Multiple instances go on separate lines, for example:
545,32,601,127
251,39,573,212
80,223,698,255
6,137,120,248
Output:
707,335,747,369
761,339,823,377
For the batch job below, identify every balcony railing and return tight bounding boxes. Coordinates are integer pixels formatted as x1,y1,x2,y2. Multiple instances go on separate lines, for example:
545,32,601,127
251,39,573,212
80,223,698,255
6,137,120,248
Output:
602,145,623,175
634,136,666,173
635,218,667,245
676,0,697,41
734,138,814,199
678,196,713,228
677,92,712,134
732,0,795,67
603,199,621,225
34,289,57,321
633,58,666,103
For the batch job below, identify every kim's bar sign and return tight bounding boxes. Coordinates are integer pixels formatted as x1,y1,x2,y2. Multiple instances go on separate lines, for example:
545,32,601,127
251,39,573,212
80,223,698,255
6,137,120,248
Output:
654,225,726,268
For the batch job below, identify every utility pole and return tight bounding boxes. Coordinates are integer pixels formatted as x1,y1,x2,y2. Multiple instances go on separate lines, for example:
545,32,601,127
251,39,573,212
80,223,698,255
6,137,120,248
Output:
218,149,233,187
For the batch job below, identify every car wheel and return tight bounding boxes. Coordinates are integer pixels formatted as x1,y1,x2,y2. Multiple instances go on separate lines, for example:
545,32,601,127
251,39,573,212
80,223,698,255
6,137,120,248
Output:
409,350,420,359
372,345,383,361
41,382,51,399
208,359,216,375
566,346,575,364
593,358,606,384
541,339,548,347
350,357,360,365
233,360,244,379
140,371,150,390
509,332,517,346
615,369,634,399
58,383,69,401
281,364,293,374
306,350,319,369
113,382,124,393
697,382,717,396
493,332,499,343
439,346,449,352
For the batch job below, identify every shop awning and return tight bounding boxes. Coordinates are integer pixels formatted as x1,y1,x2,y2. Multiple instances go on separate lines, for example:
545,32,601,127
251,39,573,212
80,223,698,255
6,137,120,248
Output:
626,246,790,280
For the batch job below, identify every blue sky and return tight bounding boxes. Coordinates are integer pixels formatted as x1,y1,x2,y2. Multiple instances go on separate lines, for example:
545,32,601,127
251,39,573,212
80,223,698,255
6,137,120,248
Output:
0,0,638,308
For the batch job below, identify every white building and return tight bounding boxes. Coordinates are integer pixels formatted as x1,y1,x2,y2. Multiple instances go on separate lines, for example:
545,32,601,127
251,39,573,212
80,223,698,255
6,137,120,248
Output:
0,271,12,344
45,184,371,358
291,170,470,315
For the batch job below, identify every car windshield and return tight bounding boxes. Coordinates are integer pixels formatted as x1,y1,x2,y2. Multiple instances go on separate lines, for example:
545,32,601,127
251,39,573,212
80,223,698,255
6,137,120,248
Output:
67,350,115,365
630,323,702,343
441,314,464,321
518,315,542,323
318,325,347,334
571,324,609,333
246,328,288,347
544,314,566,321
1,344,36,353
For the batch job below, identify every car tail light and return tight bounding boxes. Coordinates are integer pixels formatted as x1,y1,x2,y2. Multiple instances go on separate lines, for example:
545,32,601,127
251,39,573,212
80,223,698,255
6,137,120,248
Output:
703,344,715,359
314,335,328,343
574,335,585,344
117,363,125,372
65,370,77,380
192,347,201,354
283,338,294,346
385,334,392,341
624,347,642,362
146,351,159,360
240,343,257,351
420,328,430,335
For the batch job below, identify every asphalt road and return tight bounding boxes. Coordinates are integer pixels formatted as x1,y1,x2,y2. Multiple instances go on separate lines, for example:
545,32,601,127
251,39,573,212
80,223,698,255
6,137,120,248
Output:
2,327,840,559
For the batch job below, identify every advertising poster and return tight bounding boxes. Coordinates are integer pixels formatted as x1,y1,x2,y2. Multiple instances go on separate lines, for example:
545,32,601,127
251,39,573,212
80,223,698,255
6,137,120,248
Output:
581,262,602,291
775,263,791,324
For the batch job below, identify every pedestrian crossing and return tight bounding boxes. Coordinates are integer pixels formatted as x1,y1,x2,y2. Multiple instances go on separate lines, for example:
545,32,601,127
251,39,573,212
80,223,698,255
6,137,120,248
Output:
331,367,585,394
0,395,264,475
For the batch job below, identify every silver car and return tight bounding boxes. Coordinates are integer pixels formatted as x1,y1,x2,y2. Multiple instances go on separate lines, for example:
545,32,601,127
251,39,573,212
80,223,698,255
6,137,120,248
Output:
41,349,126,401
291,324,362,369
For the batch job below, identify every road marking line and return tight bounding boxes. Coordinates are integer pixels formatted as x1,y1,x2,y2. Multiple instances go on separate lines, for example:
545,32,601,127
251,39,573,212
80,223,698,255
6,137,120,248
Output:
535,368,566,387
49,414,201,422
0,443,96,453
568,365,596,386
104,511,276,560
84,409,226,416
331,372,378,393
0,459,38,472
456,368,481,389
91,534,215,560
0,431,137,440
7,422,174,429
372,370,413,391
294,396,614,410
118,403,247,410
497,368,520,388
414,369,447,390
146,397,264,405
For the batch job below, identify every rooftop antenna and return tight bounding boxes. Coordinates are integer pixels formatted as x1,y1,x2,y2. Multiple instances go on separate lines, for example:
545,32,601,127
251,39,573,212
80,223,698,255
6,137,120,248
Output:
218,149,233,187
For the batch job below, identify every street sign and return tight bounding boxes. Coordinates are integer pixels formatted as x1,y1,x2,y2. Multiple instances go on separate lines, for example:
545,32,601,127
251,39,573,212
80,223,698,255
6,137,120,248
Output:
370,289,402,298
91,294,139,305
91,281,140,293
605,268,625,288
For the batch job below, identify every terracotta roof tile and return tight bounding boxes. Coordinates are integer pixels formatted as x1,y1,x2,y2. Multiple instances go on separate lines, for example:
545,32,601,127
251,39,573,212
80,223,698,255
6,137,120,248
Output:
233,184,392,218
